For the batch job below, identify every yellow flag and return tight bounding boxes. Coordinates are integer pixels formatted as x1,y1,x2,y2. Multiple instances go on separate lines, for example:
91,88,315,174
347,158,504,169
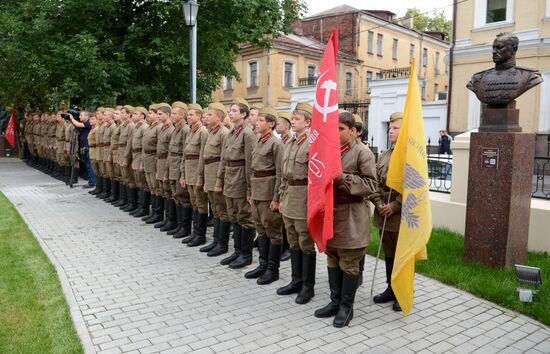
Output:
386,59,433,316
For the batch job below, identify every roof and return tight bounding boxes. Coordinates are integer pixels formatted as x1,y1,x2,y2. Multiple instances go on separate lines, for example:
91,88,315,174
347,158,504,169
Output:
311,5,359,17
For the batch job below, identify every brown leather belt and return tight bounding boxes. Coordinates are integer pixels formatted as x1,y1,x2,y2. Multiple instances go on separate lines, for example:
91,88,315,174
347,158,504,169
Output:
204,157,220,164
334,195,364,204
226,159,245,167
112,146,118,151
57,139,64,142
99,143,108,147
90,144,97,148
287,179,308,186
254,171,275,177
132,148,142,153
144,149,156,155
185,154,200,160
170,152,183,157
118,143,126,147
157,153,168,159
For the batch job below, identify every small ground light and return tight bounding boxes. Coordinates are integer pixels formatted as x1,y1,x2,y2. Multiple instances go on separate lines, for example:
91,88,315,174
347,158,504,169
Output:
514,264,542,302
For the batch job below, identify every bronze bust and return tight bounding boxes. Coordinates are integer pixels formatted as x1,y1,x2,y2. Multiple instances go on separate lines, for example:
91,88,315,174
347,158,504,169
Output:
467,32,542,107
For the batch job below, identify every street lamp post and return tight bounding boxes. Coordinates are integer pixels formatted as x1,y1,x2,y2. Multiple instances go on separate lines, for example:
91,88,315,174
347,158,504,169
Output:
183,0,199,103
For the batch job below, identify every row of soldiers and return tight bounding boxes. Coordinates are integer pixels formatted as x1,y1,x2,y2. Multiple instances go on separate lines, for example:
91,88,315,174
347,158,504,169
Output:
22,98,404,328
23,111,80,185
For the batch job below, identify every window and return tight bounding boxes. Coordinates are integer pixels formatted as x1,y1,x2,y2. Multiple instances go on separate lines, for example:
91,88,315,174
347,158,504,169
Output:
474,0,513,27
421,82,426,100
377,34,383,56
376,72,382,80
409,44,415,64
392,39,398,60
345,72,352,96
434,83,439,99
284,61,294,87
248,61,258,87
486,0,507,23
435,51,440,75
423,48,428,67
223,76,233,90
366,71,373,85
307,65,316,79
368,31,374,54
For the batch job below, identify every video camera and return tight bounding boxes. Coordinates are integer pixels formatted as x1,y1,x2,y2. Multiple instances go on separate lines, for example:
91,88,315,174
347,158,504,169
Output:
61,108,81,121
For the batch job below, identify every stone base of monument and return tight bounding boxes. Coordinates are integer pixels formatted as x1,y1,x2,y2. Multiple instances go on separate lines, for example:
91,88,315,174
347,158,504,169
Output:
464,131,535,268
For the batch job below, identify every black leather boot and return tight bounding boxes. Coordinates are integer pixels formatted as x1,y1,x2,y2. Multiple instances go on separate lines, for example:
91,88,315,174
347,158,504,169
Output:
257,243,282,285
245,236,269,279
277,249,303,295
130,189,143,215
98,179,111,199
142,194,157,221
220,224,242,265
124,188,139,212
174,207,192,239
154,198,169,228
208,220,230,257
333,272,359,328
188,213,208,247
182,210,198,243
106,181,119,203
136,191,152,218
229,227,254,269
296,252,316,304
146,196,164,224
115,185,128,207
314,267,343,318
90,176,102,195
160,200,178,232
373,257,396,303
200,218,219,252
168,206,183,236
281,227,290,261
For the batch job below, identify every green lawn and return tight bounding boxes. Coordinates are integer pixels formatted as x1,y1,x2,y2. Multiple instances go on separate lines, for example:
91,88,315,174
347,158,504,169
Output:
368,227,550,326
0,192,83,354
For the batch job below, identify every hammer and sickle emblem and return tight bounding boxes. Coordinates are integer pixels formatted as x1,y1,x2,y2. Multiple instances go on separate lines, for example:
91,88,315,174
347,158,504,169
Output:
314,70,338,123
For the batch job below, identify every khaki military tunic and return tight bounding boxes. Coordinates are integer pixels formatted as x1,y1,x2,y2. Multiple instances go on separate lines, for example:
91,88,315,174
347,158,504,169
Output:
64,123,76,165
182,123,208,213
111,123,122,179
156,122,174,181
141,120,160,194
130,121,148,190
120,121,136,187
96,123,106,176
88,126,99,176
55,123,67,165
250,132,284,244
48,123,57,160
103,122,115,178
167,122,191,207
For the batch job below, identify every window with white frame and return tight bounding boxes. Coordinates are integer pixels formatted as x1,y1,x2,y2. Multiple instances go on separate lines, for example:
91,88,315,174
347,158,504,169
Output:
307,65,316,79
377,34,383,56
421,82,426,100
284,61,294,87
366,71,373,88
345,72,352,95
475,0,514,27
368,31,374,54
435,51,440,75
223,76,233,90
423,48,428,67
409,43,415,64
248,61,258,87
376,72,382,80
392,39,398,60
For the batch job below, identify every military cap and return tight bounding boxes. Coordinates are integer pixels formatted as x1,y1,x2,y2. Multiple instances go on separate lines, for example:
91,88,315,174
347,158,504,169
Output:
188,103,202,111
353,114,363,124
390,112,404,122
135,106,148,117
96,107,105,112
295,102,313,115
278,112,291,124
104,108,115,113
115,105,123,110
157,102,171,109
208,102,227,115
260,106,278,119
123,105,135,113
149,104,158,110
250,102,264,110
172,101,188,110
232,97,249,107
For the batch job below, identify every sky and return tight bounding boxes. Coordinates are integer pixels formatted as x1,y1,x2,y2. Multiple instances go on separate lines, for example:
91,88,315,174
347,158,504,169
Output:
304,0,454,20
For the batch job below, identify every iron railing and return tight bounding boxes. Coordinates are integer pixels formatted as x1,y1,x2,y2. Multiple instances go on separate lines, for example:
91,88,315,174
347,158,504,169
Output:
532,156,550,200
298,77,317,87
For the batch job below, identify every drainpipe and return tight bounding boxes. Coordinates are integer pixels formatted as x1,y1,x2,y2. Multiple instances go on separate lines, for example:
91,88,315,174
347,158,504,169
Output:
267,48,271,105
446,0,458,132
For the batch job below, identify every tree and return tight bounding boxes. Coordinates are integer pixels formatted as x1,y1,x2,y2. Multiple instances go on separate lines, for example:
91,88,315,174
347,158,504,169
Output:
404,8,452,42
0,0,307,111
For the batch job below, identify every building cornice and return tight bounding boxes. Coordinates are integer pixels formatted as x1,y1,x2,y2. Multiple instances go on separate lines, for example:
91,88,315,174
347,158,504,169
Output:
454,29,550,57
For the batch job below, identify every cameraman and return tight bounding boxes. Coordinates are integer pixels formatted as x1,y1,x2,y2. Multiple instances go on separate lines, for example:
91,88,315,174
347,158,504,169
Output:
69,110,96,188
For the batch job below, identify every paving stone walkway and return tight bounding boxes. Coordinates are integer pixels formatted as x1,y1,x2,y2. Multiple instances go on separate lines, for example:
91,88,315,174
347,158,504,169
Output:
1,158,549,354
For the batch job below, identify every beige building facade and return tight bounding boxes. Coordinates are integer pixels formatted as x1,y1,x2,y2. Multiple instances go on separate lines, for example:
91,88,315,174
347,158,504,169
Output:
212,5,449,114
450,0,550,134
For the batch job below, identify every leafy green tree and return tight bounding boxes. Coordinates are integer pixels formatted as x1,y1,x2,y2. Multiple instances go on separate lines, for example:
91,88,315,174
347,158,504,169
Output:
404,8,452,42
0,0,306,111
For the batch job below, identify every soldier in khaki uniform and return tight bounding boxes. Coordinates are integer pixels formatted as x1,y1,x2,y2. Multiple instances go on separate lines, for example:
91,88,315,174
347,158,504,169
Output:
142,105,163,224
198,103,230,256
46,115,57,175
96,109,111,198
215,99,257,269
55,113,69,182
370,112,403,312
165,102,193,238
153,104,176,231
277,102,316,305
314,111,378,328
276,111,293,262
107,108,123,203
64,113,78,185
180,104,209,246
99,109,116,199
119,105,138,211
130,107,151,218
244,107,284,285
88,114,100,195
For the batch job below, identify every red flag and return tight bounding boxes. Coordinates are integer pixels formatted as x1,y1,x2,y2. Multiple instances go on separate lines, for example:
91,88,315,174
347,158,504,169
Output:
307,29,341,252
5,111,16,148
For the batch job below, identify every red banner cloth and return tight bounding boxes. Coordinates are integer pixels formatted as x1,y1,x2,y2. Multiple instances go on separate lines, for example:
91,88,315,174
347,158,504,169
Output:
307,29,342,252
5,112,16,148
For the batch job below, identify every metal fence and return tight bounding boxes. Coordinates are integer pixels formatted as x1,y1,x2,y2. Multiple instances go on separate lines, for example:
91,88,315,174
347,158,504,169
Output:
533,156,550,200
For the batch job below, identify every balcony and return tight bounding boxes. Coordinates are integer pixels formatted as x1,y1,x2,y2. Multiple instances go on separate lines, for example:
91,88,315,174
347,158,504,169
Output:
380,67,411,79
298,77,317,87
